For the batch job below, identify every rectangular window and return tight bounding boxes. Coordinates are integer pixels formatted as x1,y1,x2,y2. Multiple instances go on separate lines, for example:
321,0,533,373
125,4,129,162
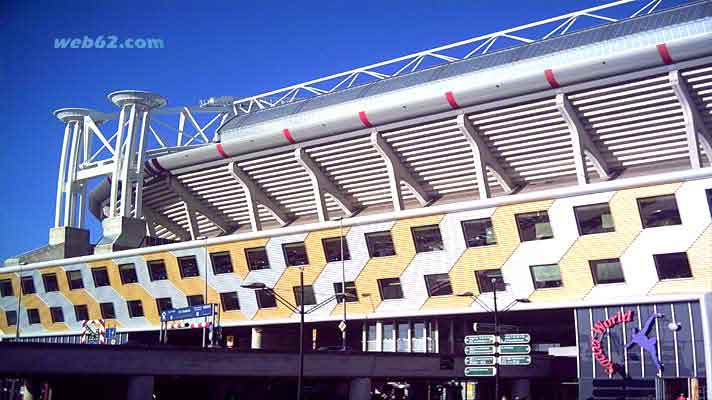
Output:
365,231,396,257
74,305,89,322
127,300,144,318
283,242,309,266
245,247,270,270
66,270,84,290
574,203,615,235
119,263,138,284
42,273,59,292
147,260,168,281
383,323,395,352
50,307,64,323
256,289,277,308
91,267,111,287
637,195,682,228
21,276,35,294
293,285,317,306
187,294,204,306
0,279,13,297
397,322,409,352
590,259,625,285
333,281,358,303
378,278,404,300
220,292,240,311
516,211,553,241
530,264,563,289
462,218,497,247
100,302,116,319
366,323,378,351
475,269,505,293
210,252,234,275
322,237,350,262
178,256,200,278
424,273,453,297
653,252,693,280
27,308,40,325
156,297,173,313
5,310,17,326
411,225,444,253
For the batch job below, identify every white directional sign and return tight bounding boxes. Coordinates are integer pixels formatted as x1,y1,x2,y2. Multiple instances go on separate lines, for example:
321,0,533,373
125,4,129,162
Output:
498,355,532,366
465,335,496,345
465,356,496,366
464,366,497,377
498,344,531,354
465,345,496,355
500,333,531,344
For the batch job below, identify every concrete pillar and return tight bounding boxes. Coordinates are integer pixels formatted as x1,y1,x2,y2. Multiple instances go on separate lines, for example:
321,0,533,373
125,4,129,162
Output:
251,327,263,350
126,376,154,400
510,379,530,400
349,378,371,400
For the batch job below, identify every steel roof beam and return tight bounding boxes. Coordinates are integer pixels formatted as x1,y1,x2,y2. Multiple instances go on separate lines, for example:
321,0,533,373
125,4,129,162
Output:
143,206,191,241
370,130,432,211
669,70,712,169
165,175,235,234
555,93,612,184
184,203,201,240
456,114,515,199
228,162,294,232
294,148,361,221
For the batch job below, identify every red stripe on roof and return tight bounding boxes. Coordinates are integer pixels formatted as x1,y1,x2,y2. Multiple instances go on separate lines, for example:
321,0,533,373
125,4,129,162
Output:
544,69,560,89
358,111,373,128
445,91,460,109
656,43,673,65
283,128,296,144
216,143,229,159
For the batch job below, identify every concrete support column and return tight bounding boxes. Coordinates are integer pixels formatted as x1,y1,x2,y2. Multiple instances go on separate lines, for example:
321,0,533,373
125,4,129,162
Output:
511,379,531,399
251,327,263,350
349,377,371,400
126,376,154,400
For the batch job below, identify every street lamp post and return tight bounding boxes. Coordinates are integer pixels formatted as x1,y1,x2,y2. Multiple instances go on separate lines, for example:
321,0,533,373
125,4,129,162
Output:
199,236,209,348
15,262,24,339
339,217,347,350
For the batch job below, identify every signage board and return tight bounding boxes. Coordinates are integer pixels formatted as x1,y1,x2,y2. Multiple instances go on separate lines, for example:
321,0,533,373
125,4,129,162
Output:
465,356,496,366
500,333,531,344
464,367,497,377
161,304,213,322
498,355,532,366
498,344,531,354
465,345,496,355
465,335,496,345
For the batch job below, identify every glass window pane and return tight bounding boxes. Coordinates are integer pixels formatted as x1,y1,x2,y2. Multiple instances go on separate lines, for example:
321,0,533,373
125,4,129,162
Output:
246,247,270,270
220,292,240,311
27,309,41,324
293,285,316,306
365,231,396,257
92,267,111,287
119,264,138,284
147,260,168,281
637,195,681,228
42,273,59,292
210,252,234,275
378,278,404,300
178,256,200,278
156,297,173,313
256,289,277,308
530,264,563,289
187,295,204,306
283,243,309,266
322,237,351,262
66,270,84,290
366,323,378,351
412,225,444,253
412,322,427,353
21,276,35,294
333,281,358,303
590,259,625,284
462,218,497,247
6,311,17,326
424,274,453,296
50,307,64,323
397,322,409,352
0,279,14,297
575,203,615,235
100,302,116,319
127,300,144,318
383,323,395,352
74,305,89,322
476,269,505,293
516,211,553,241
654,253,692,280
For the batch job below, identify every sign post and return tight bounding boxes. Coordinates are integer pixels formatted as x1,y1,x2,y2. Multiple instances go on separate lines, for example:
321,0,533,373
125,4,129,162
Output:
463,332,532,376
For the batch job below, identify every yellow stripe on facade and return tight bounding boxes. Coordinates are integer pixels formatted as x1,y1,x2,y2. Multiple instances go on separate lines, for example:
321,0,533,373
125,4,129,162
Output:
0,273,68,332
43,267,101,323
649,225,712,294
92,259,160,326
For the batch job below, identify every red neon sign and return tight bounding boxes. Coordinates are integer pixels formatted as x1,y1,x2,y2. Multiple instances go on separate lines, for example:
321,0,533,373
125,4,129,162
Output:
590,310,633,376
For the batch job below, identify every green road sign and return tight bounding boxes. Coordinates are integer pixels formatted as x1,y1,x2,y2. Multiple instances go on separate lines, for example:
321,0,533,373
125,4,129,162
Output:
465,356,496,366
465,345,496,355
500,333,531,344
464,367,497,377
465,335,496,345
499,344,531,354
498,355,532,366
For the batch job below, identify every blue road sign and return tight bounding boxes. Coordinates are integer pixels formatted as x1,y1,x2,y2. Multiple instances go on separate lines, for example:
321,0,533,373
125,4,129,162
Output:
160,304,213,322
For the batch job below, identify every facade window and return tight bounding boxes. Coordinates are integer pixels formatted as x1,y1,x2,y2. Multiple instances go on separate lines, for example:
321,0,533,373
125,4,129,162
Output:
0,279,13,297
245,247,270,270
378,278,404,300
637,195,682,228
424,274,453,297
366,323,378,351
5,310,17,326
178,256,200,278
27,308,41,325
21,276,35,294
283,242,309,266
50,307,65,323
476,269,505,293
322,237,351,262
91,267,111,287
220,292,240,311
210,252,234,275
119,263,138,284
365,231,396,257
74,305,89,321
371,320,435,353
100,302,116,319
653,252,693,280
293,285,317,306
187,294,204,306
42,273,59,292
397,322,409,352
590,259,625,285
333,281,358,303
66,270,84,290
707,189,712,217
147,260,168,281
127,300,144,318
462,218,497,247
411,225,444,253
256,289,277,308
516,211,553,241
530,264,563,289
574,203,615,235
383,324,395,352
156,297,173,313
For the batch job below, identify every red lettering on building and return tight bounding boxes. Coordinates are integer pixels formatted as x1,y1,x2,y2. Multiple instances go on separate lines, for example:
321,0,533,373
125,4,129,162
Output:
590,310,634,376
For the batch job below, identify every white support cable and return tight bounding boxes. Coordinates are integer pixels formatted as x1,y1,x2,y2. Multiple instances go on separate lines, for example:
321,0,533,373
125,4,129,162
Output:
668,70,712,169
166,175,234,234
228,161,293,232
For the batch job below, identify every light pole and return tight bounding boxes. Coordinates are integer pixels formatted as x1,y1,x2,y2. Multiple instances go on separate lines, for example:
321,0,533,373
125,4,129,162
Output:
15,262,24,339
339,216,347,350
199,235,209,348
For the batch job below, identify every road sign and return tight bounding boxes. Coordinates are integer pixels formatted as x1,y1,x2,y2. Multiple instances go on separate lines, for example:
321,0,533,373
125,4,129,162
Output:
338,320,347,332
465,335,496,345
472,323,519,333
498,355,532,366
500,333,531,344
465,356,496,366
465,345,496,355
499,344,531,354
160,304,214,322
464,367,497,377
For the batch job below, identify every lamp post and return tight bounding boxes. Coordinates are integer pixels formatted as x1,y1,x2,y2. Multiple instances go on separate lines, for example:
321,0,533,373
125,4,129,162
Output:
198,235,209,348
15,262,24,339
339,216,347,350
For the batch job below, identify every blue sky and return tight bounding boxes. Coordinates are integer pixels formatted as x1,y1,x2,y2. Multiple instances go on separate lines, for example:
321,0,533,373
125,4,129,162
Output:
0,0,686,261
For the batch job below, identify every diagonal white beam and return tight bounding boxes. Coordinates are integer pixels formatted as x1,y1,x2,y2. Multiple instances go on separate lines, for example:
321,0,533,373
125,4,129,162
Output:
555,93,612,184
184,202,201,240
166,175,235,234
294,148,361,222
669,70,712,169
370,130,432,211
456,114,515,199
143,206,191,241
228,161,293,232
